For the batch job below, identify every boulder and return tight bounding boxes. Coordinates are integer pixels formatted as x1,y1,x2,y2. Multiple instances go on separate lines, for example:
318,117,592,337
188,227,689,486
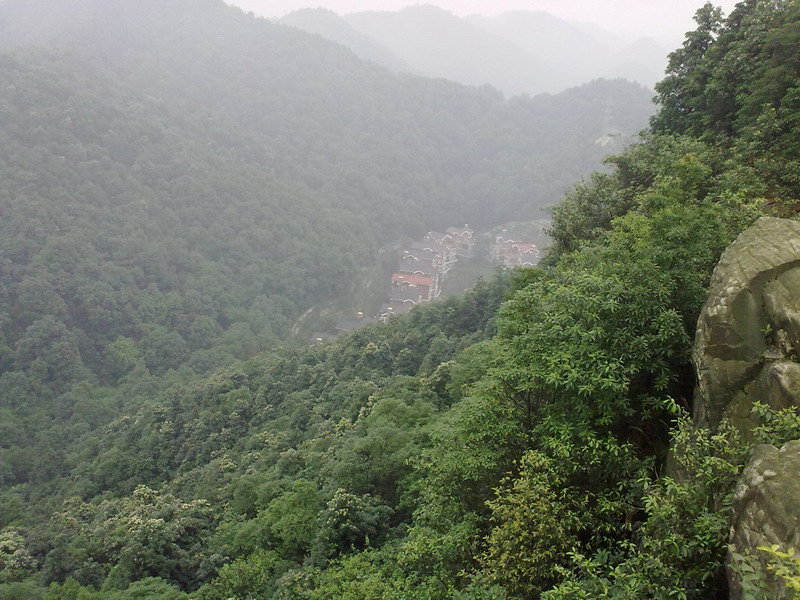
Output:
693,217,800,432
693,218,800,597
729,440,800,599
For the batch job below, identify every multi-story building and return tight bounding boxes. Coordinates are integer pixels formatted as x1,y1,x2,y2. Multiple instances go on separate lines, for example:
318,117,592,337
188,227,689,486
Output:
490,236,540,268
411,240,456,275
445,226,475,257
400,247,443,275
391,272,439,303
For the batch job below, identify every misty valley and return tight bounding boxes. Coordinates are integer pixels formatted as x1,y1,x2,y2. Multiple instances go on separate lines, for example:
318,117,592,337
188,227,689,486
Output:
1,0,800,599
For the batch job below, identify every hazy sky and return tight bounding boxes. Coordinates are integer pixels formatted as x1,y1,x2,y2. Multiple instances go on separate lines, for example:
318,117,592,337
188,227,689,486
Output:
228,0,740,45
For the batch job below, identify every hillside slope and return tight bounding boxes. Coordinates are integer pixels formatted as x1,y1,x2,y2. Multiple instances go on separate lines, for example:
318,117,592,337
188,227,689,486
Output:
1,1,799,599
0,0,654,389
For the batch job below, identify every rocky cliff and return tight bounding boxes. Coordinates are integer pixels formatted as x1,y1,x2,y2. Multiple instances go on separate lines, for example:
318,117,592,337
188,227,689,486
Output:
730,440,800,598
694,217,800,434
692,217,800,599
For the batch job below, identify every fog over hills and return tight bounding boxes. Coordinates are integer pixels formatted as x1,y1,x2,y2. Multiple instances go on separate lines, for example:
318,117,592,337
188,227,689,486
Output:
280,4,668,95
0,0,654,390
344,5,559,96
279,8,407,71
468,10,666,90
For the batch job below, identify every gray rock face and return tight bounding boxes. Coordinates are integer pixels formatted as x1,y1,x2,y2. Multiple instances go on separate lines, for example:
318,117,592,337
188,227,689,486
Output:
729,441,800,599
694,218,800,598
694,217,800,433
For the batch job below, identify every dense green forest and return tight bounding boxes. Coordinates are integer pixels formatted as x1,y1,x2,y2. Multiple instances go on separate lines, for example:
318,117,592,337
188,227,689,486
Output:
2,0,800,598
0,0,652,383
0,0,653,506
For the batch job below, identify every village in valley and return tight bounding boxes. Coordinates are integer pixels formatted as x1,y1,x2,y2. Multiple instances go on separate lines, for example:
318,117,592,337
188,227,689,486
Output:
321,225,544,341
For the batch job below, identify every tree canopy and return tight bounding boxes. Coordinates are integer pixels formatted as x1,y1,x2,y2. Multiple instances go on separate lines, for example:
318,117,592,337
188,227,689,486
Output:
2,0,800,599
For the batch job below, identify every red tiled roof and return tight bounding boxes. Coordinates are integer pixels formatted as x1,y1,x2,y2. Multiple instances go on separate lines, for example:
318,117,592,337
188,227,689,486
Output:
392,273,433,286
513,243,538,253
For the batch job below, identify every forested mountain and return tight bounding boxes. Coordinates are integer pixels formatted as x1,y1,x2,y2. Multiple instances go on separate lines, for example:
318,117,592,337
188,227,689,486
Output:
281,6,668,95
0,0,653,392
0,2,654,593
5,0,800,599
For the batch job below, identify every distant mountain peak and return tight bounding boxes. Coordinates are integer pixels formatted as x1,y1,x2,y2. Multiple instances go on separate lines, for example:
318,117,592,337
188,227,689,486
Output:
280,6,405,70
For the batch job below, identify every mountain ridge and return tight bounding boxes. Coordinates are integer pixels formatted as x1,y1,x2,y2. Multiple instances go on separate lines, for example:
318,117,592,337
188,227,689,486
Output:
278,4,668,95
